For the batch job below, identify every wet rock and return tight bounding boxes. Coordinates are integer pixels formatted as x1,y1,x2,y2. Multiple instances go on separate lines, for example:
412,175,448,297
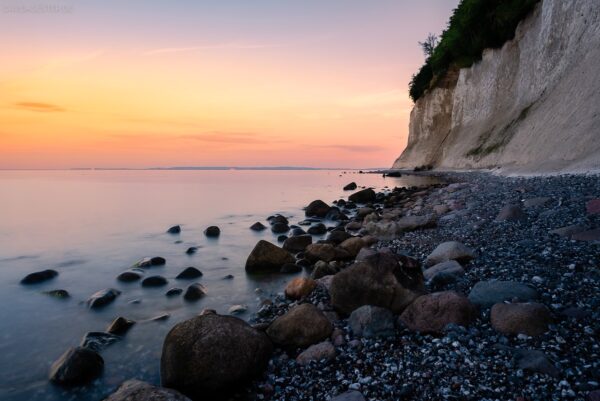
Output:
43,289,70,298
228,304,247,315
327,230,352,244
136,257,166,268
425,241,475,266
151,314,170,321
49,346,103,386
423,260,465,281
250,222,267,231
331,391,366,401
495,204,526,222
117,271,142,282
400,291,477,334
330,251,424,315
176,266,203,279
307,223,328,235
280,263,302,273
343,182,357,191
103,379,191,401
80,331,121,352
513,348,560,377
338,237,367,257
107,317,135,335
345,221,362,231
490,302,552,336
305,200,331,217
296,341,335,365
245,240,295,274
141,275,168,287
87,288,121,309
285,277,317,300
161,314,272,399
165,288,183,297
468,280,539,308
167,225,181,234
311,260,337,279
268,214,289,226
21,269,58,284
349,305,395,338
183,283,206,301
223,274,234,280
326,207,348,221
277,235,288,243
266,303,333,348
185,247,198,255
204,226,220,237
348,188,376,203
291,227,307,236
283,234,312,252
305,243,337,262
271,222,290,233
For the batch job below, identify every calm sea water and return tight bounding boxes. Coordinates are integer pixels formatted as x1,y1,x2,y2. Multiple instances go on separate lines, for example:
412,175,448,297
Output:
0,170,438,401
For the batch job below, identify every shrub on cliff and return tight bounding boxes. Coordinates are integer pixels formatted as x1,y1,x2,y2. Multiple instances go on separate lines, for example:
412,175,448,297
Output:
409,0,540,102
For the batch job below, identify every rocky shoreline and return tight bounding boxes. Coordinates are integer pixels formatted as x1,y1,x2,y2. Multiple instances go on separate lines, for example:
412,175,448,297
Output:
31,172,600,400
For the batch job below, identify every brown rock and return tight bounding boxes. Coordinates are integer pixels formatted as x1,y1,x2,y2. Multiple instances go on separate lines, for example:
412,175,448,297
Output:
338,237,366,257
305,243,337,262
245,240,295,274
103,379,191,401
284,277,317,300
266,304,333,348
399,291,477,333
490,302,552,336
296,341,335,365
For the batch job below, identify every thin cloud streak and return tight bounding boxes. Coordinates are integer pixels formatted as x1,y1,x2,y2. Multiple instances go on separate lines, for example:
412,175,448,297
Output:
14,102,65,112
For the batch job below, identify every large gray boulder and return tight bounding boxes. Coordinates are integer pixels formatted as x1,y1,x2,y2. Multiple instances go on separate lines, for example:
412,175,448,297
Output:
103,379,191,401
425,241,475,266
349,305,396,338
49,346,104,386
330,251,424,315
161,314,272,399
245,240,295,274
468,280,539,308
266,304,332,348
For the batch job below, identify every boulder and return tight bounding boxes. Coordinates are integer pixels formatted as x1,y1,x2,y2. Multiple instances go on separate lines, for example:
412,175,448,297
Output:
167,225,181,234
161,314,272,399
305,200,331,217
423,260,465,281
176,266,203,279
166,288,183,297
245,240,295,274
228,305,247,315
425,241,475,266
311,261,337,279
268,214,289,225
349,305,395,338
283,234,312,253
343,182,357,191
250,222,267,231
307,223,328,235
305,243,337,263
136,257,166,268
142,276,168,287
107,317,135,335
271,222,290,233
117,271,142,282
185,247,198,255
468,280,539,308
291,227,307,236
327,230,352,244
330,251,424,315
103,379,191,401
43,289,70,298
204,226,221,237
183,283,206,301
338,237,366,257
296,341,335,365
399,291,477,333
87,288,121,309
285,277,317,300
490,302,552,336
80,331,121,352
348,188,376,203
21,269,58,284
495,204,526,222
49,346,104,386
266,304,333,348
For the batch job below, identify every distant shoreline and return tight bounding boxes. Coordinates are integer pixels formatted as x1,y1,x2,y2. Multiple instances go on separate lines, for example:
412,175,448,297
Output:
0,166,388,171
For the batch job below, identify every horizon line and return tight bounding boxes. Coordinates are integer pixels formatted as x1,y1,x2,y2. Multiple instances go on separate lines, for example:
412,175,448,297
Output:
0,166,388,171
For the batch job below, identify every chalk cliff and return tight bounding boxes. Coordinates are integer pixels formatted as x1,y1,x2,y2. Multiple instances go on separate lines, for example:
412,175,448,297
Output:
393,0,600,174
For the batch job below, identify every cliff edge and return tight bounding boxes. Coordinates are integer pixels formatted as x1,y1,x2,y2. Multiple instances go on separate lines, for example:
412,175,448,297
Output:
393,0,600,174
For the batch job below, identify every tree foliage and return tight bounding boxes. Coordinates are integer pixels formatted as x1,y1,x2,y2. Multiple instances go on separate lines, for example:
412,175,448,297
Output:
409,0,540,102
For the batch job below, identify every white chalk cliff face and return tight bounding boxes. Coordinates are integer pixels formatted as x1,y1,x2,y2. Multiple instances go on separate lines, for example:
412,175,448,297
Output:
393,0,600,174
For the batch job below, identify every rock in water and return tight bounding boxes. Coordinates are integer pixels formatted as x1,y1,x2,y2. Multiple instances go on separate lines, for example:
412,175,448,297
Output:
80,332,121,352
284,277,317,300
176,266,203,279
305,199,331,217
304,243,337,262
349,305,396,338
183,283,206,301
296,341,335,365
490,302,552,336
307,223,328,235
399,291,477,334
185,247,198,255
21,269,58,284
87,288,121,309
165,288,183,297
270,222,290,233
103,379,192,401
348,188,376,203
43,289,70,298
49,346,104,386
204,226,220,237
167,225,181,234
425,241,475,266
160,314,272,399
283,234,312,253
330,251,424,315
141,275,168,287
107,317,135,335
117,271,142,282
250,222,267,231
343,182,357,191
135,257,166,268
245,240,295,274
266,303,332,348
468,280,539,308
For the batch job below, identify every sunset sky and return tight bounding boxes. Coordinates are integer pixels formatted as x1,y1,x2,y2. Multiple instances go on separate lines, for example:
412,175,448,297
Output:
0,0,457,169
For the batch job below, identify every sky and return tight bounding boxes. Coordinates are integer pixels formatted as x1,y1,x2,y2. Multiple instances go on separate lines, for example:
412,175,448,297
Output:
0,0,458,169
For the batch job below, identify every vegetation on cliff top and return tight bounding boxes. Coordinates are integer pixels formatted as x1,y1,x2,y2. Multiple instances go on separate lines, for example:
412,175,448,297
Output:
409,0,541,102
